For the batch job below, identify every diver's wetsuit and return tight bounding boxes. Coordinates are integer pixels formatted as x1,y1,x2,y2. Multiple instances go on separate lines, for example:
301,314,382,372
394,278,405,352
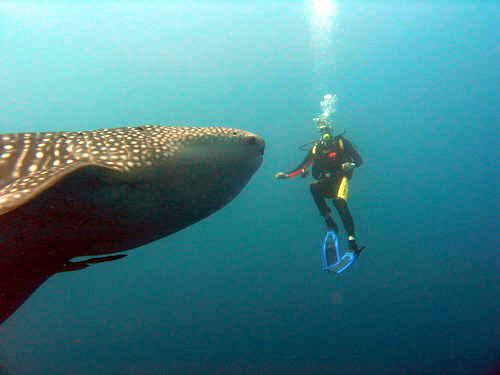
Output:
286,135,363,237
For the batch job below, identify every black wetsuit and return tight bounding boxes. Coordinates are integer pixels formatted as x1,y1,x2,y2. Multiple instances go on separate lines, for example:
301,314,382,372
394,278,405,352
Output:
286,135,363,236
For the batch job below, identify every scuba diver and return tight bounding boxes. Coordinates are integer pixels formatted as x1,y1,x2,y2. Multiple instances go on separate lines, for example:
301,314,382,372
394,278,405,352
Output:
275,119,364,256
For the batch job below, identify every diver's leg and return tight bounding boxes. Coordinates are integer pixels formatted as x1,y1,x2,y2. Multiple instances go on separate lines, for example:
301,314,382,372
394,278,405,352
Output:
310,180,330,215
332,177,359,252
334,198,360,252
333,197,355,237
310,180,338,232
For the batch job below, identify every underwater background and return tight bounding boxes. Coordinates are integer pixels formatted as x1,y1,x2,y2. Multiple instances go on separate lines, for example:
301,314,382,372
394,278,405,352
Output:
0,1,497,374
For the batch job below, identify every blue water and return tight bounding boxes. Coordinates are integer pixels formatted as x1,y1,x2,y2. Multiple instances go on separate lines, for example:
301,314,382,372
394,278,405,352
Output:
0,1,497,374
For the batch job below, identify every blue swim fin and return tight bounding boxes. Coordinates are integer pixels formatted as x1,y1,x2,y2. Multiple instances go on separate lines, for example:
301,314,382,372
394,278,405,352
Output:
321,231,358,274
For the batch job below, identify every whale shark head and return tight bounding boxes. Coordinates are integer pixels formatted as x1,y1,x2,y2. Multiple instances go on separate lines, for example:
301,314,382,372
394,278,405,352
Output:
120,126,266,239
148,126,265,209
143,125,264,182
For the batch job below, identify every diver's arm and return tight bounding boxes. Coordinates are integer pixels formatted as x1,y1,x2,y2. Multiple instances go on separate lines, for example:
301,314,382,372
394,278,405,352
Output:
276,149,314,179
286,149,315,178
344,139,363,167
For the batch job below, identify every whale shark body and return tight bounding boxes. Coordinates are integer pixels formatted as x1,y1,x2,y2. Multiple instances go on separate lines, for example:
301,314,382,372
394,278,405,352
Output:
0,125,264,324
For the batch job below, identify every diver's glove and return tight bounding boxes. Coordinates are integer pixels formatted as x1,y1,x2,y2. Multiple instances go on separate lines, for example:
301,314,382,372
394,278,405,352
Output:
341,162,356,172
275,172,289,179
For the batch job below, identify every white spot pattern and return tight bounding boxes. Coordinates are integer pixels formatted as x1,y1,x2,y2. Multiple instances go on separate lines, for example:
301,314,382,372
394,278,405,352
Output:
0,125,255,215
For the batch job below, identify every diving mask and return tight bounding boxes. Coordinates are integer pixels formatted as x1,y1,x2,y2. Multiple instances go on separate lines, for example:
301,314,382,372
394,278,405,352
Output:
321,133,332,142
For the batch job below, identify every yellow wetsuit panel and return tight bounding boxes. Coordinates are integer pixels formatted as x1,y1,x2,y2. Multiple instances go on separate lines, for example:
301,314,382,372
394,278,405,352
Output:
336,176,349,201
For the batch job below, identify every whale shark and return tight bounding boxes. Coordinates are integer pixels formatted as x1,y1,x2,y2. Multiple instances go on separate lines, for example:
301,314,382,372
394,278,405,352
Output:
0,125,264,324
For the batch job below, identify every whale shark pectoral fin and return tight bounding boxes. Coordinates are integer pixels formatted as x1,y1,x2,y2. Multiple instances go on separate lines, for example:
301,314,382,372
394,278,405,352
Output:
0,253,128,325
58,254,128,273
0,161,116,216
